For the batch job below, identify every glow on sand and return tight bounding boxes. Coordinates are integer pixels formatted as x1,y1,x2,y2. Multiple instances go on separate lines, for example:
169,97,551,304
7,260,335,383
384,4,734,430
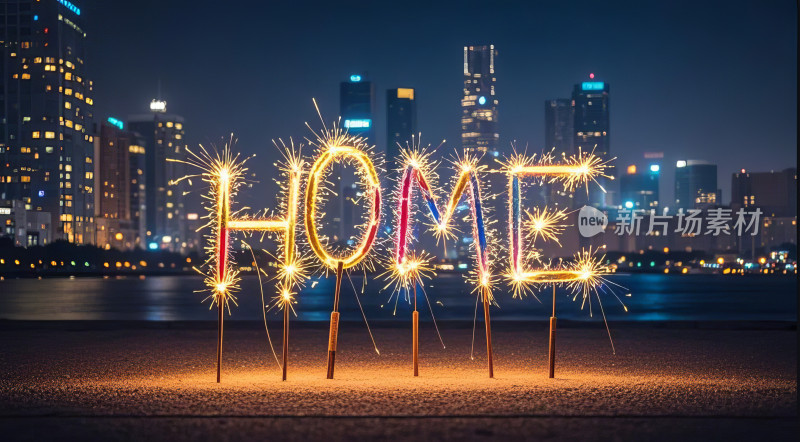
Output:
386,143,497,378
304,115,381,380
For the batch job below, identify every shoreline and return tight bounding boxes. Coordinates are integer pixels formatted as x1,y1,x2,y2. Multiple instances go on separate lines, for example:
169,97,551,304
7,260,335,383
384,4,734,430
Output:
0,318,796,331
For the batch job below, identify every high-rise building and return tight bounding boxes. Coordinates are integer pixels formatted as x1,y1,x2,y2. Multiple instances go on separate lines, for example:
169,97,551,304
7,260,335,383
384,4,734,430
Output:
674,160,719,210
1,0,95,244
128,100,187,251
93,117,146,250
620,164,660,210
731,168,797,217
461,45,498,160
572,77,610,207
544,98,574,153
386,87,416,172
543,98,575,208
340,74,374,142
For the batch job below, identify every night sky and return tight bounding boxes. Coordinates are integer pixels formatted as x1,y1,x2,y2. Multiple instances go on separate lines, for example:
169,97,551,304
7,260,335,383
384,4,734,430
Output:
84,0,797,206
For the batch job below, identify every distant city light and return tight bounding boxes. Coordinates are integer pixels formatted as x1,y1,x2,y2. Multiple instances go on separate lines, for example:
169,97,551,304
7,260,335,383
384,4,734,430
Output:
350,74,362,82
627,165,637,174
581,81,605,91
187,213,199,220
33,15,38,21
396,88,414,100
676,160,687,168
57,0,81,15
589,73,595,79
741,168,746,173
107,117,124,130
148,242,158,250
344,119,371,129
650,164,660,172
624,201,634,209
478,96,487,105
38,190,45,197
150,99,167,112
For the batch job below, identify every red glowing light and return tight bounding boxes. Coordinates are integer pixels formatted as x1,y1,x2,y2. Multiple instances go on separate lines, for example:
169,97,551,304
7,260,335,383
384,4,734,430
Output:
589,73,595,79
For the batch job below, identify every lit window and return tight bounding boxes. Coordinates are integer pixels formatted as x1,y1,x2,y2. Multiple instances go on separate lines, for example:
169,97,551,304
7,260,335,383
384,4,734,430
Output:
45,131,55,139
32,131,41,139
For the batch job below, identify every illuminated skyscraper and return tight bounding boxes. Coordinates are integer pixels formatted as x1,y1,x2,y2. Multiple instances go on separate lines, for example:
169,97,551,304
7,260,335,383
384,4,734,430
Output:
544,98,574,153
543,98,575,208
573,77,610,207
128,100,187,251
461,45,498,159
386,87,416,172
620,164,660,210
0,0,96,244
674,160,719,210
340,74,374,142
93,118,146,250
731,168,796,217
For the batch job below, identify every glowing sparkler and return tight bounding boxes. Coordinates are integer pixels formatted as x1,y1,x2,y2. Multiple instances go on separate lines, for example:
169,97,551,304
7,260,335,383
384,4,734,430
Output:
304,105,382,379
383,143,444,376
177,136,305,382
502,146,625,378
173,139,246,383
505,147,613,297
384,142,496,377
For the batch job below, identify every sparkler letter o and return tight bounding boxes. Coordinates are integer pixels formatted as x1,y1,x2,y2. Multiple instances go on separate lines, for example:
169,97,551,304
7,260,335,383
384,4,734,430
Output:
304,145,382,269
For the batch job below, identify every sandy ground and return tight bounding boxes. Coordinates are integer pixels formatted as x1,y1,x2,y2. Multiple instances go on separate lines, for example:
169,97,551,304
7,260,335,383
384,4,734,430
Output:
0,320,796,441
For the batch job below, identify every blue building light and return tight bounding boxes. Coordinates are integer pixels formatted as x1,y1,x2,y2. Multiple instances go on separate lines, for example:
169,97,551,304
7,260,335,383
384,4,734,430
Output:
107,117,124,130
478,96,487,105
33,15,38,21
350,74,361,82
38,190,45,197
624,201,634,209
581,81,605,91
57,0,81,15
344,119,371,129
148,242,158,250
650,164,660,173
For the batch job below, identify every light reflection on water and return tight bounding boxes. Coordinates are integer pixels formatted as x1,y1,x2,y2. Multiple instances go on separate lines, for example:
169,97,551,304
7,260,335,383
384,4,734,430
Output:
0,273,796,322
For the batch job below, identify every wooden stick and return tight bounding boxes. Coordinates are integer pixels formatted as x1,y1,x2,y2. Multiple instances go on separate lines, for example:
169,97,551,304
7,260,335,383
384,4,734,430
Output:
326,261,344,379
482,286,494,378
216,301,223,383
548,285,556,378
282,302,289,381
413,282,419,376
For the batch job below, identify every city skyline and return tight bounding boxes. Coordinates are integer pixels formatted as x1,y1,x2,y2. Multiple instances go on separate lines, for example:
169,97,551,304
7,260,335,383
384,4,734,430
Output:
81,0,796,208
2,0,796,249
